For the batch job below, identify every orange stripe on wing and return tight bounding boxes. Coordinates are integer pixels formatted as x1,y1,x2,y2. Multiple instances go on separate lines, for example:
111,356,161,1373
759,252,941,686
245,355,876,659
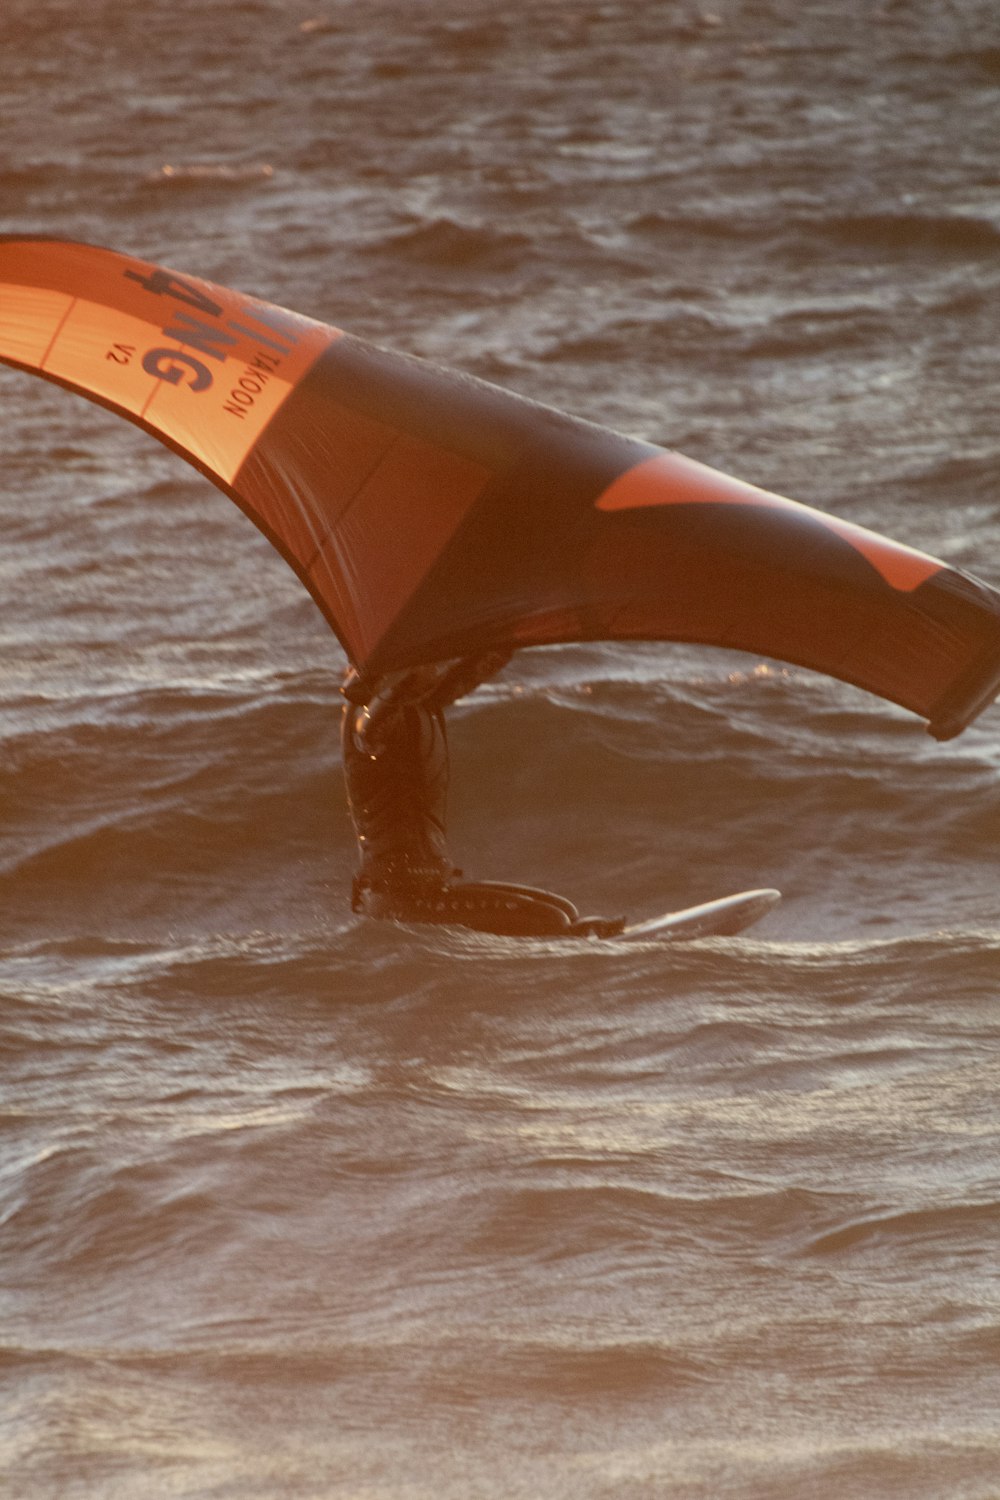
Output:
595,450,941,594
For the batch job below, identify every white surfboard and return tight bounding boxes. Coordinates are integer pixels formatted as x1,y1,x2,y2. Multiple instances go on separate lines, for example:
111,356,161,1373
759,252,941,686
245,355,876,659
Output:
616,887,781,941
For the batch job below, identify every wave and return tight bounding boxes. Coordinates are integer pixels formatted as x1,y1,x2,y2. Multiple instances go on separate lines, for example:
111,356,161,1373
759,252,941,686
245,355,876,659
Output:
943,46,1000,81
899,451,1000,509
626,207,763,243
820,211,1000,256
799,1200,1000,1259
0,1139,236,1277
422,1338,711,1401
377,215,535,270
626,205,1000,261
734,305,897,358
462,1178,858,1267
143,162,276,187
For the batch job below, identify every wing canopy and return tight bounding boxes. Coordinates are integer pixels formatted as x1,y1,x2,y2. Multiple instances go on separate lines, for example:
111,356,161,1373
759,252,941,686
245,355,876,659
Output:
2,236,999,739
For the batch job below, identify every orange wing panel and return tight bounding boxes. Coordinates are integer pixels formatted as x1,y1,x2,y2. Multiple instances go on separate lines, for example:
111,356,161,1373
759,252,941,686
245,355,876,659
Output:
0,243,340,485
140,329,335,484
38,298,163,412
0,284,76,366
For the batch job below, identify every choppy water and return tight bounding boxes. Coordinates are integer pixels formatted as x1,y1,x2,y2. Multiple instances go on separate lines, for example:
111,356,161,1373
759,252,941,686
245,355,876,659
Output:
2,1,1000,1496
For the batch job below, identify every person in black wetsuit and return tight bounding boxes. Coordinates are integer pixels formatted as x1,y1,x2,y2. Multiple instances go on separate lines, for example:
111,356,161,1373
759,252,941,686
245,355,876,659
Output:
340,654,624,937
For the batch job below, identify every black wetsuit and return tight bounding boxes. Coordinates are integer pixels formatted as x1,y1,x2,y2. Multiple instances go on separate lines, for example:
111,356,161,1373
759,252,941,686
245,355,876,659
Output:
340,657,623,937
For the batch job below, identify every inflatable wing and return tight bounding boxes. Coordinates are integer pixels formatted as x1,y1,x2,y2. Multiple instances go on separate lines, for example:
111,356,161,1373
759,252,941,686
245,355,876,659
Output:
2,236,1000,739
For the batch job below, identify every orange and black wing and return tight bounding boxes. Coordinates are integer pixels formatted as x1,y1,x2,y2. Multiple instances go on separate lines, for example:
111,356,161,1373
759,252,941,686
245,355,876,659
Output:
2,235,999,738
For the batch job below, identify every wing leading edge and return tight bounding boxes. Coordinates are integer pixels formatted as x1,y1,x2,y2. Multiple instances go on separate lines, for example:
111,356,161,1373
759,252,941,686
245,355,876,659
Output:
2,236,999,739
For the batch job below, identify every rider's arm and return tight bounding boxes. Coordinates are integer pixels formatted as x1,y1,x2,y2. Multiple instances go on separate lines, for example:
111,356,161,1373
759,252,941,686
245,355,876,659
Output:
341,650,513,747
